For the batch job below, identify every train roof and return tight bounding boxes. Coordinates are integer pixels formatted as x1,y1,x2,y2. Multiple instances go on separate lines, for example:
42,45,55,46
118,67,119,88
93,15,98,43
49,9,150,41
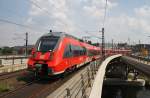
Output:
81,42,101,50
42,32,78,40
42,32,100,49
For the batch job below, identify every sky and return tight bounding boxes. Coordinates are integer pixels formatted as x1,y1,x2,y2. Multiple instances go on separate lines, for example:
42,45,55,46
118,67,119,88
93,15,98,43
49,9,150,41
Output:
0,0,150,47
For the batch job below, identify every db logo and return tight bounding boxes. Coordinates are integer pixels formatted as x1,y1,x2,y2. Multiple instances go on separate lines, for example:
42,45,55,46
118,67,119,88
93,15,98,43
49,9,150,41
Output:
40,55,45,59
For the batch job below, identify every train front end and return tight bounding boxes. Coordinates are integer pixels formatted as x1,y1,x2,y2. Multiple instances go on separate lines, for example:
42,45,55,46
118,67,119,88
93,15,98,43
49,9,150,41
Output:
27,33,60,76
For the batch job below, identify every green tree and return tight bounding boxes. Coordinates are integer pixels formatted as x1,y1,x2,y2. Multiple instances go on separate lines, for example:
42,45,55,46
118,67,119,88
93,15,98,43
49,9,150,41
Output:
0,48,2,55
1,47,13,55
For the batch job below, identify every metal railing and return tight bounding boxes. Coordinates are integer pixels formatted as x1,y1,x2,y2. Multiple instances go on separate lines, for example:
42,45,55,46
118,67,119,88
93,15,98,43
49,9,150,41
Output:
130,55,150,64
0,56,28,73
0,64,27,73
0,56,28,66
55,59,101,98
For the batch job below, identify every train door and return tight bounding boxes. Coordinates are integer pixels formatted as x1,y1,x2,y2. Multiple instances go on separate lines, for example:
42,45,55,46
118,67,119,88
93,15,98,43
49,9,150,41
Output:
63,44,72,69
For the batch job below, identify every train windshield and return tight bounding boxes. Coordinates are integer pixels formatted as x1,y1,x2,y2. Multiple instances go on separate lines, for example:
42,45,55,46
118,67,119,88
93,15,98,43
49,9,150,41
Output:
37,37,59,52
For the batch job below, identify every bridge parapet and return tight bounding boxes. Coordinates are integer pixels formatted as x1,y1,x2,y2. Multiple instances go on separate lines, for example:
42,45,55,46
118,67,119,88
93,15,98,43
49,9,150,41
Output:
47,59,101,98
89,54,122,98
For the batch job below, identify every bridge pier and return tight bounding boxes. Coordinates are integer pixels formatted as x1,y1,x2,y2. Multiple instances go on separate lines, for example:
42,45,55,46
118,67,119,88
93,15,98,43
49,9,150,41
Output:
105,58,128,80
105,57,143,82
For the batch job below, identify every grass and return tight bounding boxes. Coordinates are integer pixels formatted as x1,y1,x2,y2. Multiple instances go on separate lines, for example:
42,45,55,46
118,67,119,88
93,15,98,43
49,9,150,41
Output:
0,82,10,92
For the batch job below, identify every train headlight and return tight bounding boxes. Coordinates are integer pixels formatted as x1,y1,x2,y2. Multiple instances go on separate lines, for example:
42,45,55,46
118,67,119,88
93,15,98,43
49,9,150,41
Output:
33,53,36,58
30,48,36,58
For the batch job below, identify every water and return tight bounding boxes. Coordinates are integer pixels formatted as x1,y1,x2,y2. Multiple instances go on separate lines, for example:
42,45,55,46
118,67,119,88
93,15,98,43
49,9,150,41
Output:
102,85,150,98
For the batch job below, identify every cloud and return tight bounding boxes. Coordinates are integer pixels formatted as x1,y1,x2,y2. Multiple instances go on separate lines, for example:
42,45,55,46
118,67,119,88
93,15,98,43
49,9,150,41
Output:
83,0,118,19
0,20,48,47
105,5,150,44
2,0,150,47
135,5,150,18
27,0,118,35
83,6,104,18
0,23,26,47
28,0,76,33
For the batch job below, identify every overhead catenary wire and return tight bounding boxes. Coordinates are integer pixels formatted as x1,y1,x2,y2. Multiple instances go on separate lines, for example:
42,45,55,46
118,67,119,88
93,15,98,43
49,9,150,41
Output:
1,0,108,40
2,7,50,29
0,4,57,33
29,0,68,28
80,0,108,39
75,24,101,40
0,18,48,31
86,31,102,39
29,0,52,16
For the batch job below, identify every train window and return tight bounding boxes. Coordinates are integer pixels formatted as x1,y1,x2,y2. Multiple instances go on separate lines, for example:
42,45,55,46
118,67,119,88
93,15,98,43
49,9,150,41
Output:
63,44,72,58
72,45,78,56
81,47,86,55
87,49,92,56
37,37,59,52
71,45,79,56
70,45,86,57
87,49,99,56
83,47,87,55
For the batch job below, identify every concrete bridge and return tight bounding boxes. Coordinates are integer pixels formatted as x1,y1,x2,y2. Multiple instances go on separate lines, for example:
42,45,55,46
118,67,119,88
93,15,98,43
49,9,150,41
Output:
89,54,122,98
89,54,148,98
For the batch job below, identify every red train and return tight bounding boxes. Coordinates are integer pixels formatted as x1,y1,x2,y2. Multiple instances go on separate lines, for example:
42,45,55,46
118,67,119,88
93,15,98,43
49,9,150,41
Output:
27,32,131,76
27,32,100,76
105,49,131,56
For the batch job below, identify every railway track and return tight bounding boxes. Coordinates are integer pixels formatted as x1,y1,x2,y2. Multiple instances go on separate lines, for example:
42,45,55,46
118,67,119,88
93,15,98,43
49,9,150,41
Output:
0,78,37,98
0,75,65,98
0,64,89,98
0,69,27,81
